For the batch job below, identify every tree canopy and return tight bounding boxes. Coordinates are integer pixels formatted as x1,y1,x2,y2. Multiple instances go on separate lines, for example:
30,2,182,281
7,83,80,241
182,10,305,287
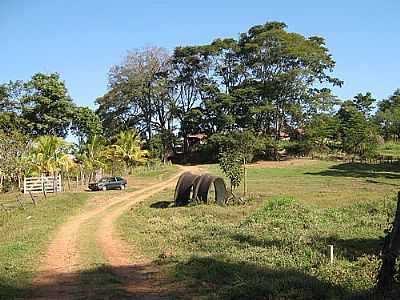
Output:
1,20,400,190
0,73,101,140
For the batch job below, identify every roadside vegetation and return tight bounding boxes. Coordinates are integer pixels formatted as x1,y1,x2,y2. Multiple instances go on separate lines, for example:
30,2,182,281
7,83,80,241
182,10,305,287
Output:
1,22,400,194
378,141,400,159
118,161,399,299
0,193,88,299
0,161,178,300
1,19,400,299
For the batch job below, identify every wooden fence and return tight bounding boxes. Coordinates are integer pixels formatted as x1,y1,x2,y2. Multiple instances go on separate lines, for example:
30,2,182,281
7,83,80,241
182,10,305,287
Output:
23,175,62,194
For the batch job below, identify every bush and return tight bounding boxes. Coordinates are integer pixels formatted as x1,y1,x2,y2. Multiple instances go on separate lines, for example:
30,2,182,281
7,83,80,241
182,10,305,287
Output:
280,141,313,157
218,149,244,192
1,178,14,192
208,131,264,163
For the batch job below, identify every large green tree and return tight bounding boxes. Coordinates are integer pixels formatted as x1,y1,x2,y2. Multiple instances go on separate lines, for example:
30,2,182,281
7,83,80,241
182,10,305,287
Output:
0,73,100,140
376,89,400,139
28,135,71,175
97,47,175,139
20,73,76,137
236,22,342,137
96,21,342,158
71,106,103,143
170,22,341,141
337,100,379,159
0,130,28,190
111,129,148,173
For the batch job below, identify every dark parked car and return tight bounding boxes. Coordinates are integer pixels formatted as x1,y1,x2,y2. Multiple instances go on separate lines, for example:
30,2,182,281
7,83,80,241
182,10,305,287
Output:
88,176,127,191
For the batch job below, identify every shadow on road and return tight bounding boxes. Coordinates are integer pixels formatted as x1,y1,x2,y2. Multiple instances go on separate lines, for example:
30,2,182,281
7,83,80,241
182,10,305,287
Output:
0,263,174,300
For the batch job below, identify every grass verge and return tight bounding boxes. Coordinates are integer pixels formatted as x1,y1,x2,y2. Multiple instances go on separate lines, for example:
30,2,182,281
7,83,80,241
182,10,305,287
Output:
0,192,88,299
118,160,400,299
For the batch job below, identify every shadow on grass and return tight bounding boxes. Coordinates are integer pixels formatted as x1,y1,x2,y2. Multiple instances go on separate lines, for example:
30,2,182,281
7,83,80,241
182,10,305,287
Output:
0,263,175,300
173,256,374,300
150,200,174,209
230,232,285,248
231,233,383,262
305,162,400,181
321,237,383,261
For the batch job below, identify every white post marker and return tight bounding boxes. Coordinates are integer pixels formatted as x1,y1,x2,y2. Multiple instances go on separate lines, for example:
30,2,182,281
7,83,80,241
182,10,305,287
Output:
329,245,334,264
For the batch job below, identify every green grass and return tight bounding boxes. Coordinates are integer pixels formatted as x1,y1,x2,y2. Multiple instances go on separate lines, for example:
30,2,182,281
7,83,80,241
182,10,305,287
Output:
208,160,399,207
118,160,400,299
130,164,178,179
378,141,400,158
0,192,88,299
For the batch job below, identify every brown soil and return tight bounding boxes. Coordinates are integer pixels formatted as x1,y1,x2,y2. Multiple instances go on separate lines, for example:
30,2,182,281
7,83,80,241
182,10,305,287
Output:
28,166,201,300
248,158,320,168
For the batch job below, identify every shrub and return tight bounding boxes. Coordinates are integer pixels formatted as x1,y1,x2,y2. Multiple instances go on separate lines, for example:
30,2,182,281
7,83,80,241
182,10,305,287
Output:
208,130,264,163
218,149,244,192
280,141,313,157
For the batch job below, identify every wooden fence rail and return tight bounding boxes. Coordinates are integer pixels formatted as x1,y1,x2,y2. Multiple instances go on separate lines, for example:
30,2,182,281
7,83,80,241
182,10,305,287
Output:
23,175,62,194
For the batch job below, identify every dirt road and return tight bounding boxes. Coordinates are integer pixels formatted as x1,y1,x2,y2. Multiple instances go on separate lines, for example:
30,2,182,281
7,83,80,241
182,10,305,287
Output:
29,166,199,300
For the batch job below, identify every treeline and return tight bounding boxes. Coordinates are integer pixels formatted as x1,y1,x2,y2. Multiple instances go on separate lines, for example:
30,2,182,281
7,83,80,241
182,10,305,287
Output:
0,74,148,191
1,21,400,190
96,21,399,162
96,22,342,160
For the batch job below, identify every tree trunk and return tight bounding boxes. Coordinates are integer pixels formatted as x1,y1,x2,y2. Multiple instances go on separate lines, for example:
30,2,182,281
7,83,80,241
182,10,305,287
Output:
80,166,84,186
376,191,400,297
147,118,152,141
67,173,71,191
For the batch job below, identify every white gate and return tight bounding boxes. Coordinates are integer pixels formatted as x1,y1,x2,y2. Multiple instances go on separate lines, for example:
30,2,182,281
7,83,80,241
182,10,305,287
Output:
23,175,62,194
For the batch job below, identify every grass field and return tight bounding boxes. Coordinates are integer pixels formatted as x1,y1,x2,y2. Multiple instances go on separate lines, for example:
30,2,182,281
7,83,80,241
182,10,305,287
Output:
0,192,88,299
118,160,400,299
125,164,179,191
0,164,178,299
378,141,400,158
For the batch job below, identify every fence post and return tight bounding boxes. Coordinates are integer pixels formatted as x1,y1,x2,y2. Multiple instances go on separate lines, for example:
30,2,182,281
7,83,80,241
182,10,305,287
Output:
59,174,62,192
23,177,27,195
41,175,44,194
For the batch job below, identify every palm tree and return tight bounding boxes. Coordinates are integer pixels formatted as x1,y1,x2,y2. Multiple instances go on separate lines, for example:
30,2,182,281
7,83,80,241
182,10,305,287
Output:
29,136,69,175
28,135,72,192
78,134,106,182
112,130,148,174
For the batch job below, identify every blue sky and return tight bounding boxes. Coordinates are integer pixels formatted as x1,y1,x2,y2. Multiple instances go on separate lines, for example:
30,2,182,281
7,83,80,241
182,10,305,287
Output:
1,0,399,109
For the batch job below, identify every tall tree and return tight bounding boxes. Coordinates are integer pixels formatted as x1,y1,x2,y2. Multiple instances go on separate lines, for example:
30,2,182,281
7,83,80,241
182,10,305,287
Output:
1,74,98,139
71,106,103,143
29,135,71,175
96,22,342,159
237,22,342,137
337,100,379,159
353,92,376,117
376,89,400,139
111,129,148,173
0,81,26,133
97,47,174,139
170,46,213,151
0,130,28,190
20,73,76,137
